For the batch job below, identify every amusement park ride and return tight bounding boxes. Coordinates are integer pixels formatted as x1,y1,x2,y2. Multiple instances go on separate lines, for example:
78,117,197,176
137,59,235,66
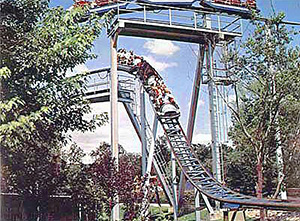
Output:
76,0,300,220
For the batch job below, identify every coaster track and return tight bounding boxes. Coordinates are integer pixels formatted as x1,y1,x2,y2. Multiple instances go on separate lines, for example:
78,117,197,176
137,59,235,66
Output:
117,50,300,211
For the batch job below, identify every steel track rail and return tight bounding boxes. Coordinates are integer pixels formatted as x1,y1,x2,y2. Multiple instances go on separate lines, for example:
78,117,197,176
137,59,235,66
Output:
159,117,300,210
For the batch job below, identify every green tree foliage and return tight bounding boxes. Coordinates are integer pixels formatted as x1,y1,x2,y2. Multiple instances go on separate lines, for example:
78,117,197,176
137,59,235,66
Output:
66,143,144,220
226,13,300,201
0,0,108,219
193,143,212,172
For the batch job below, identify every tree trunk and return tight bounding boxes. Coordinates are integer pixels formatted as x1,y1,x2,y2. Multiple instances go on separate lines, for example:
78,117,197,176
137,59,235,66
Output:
257,153,266,221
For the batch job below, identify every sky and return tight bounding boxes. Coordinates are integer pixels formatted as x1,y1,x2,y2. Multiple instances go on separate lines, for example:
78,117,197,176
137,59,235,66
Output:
49,0,300,158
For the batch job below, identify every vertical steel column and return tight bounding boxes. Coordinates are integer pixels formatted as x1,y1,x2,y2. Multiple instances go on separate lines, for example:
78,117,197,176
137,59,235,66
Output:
110,34,120,221
220,86,226,181
222,42,229,143
172,151,178,220
140,86,147,175
146,133,155,175
152,115,158,139
223,87,229,142
217,86,222,143
215,78,223,181
146,114,156,176
207,41,222,183
195,190,201,221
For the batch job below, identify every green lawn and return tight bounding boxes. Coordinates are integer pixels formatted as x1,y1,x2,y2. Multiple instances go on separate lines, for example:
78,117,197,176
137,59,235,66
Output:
121,206,256,220
178,210,209,221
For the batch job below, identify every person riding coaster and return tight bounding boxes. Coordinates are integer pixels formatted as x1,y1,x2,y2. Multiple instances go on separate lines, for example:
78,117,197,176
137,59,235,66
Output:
117,48,180,118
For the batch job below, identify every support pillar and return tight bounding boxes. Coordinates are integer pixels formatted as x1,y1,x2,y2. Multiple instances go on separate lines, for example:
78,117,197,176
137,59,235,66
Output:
140,86,147,175
152,114,158,139
171,151,178,220
110,34,120,221
207,40,222,213
179,44,205,209
195,190,202,220
187,44,205,143
203,3,222,185
207,41,222,183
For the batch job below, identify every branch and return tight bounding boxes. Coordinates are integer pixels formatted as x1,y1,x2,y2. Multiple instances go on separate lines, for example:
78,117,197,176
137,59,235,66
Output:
213,81,257,148
242,65,266,87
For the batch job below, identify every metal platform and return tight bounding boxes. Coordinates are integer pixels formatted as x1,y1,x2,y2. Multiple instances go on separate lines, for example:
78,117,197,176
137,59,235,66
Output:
85,88,134,103
84,67,136,104
108,1,243,43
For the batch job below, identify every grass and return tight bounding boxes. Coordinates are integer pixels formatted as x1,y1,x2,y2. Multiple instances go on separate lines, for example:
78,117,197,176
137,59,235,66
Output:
121,206,257,220
178,210,209,221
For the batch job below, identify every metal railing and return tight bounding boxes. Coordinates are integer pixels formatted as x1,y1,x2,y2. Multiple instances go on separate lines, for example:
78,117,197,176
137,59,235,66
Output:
85,69,136,95
109,1,243,35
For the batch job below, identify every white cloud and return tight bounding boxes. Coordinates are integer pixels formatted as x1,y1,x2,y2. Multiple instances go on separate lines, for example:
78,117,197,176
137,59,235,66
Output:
192,133,211,145
69,102,141,162
66,64,89,77
144,55,177,72
143,39,180,56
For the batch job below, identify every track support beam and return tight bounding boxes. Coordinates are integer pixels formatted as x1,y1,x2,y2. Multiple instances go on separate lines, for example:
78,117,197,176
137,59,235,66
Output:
110,34,120,221
141,86,147,175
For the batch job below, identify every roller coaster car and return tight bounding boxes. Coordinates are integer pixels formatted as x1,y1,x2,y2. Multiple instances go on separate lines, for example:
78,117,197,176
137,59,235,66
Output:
73,0,91,7
138,0,196,7
158,102,180,118
74,0,118,7
73,0,129,17
210,0,256,8
145,75,157,87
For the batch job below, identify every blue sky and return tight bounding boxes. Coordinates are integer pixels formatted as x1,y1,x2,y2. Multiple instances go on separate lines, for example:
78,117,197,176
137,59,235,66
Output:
50,1,300,156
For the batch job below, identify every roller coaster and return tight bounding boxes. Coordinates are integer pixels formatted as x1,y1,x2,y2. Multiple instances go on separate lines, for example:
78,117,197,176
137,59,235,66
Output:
76,0,300,219
115,49,300,210
73,0,257,17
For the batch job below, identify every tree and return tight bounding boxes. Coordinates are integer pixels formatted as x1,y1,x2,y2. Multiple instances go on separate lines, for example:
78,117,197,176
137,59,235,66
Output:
226,13,300,219
0,0,108,219
193,143,212,172
70,142,144,220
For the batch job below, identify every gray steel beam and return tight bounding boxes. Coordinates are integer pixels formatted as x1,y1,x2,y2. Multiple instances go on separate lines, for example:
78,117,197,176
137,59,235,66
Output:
152,114,158,139
187,44,205,143
123,103,141,140
172,151,178,220
178,44,205,209
140,87,147,176
207,40,222,183
110,34,120,221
